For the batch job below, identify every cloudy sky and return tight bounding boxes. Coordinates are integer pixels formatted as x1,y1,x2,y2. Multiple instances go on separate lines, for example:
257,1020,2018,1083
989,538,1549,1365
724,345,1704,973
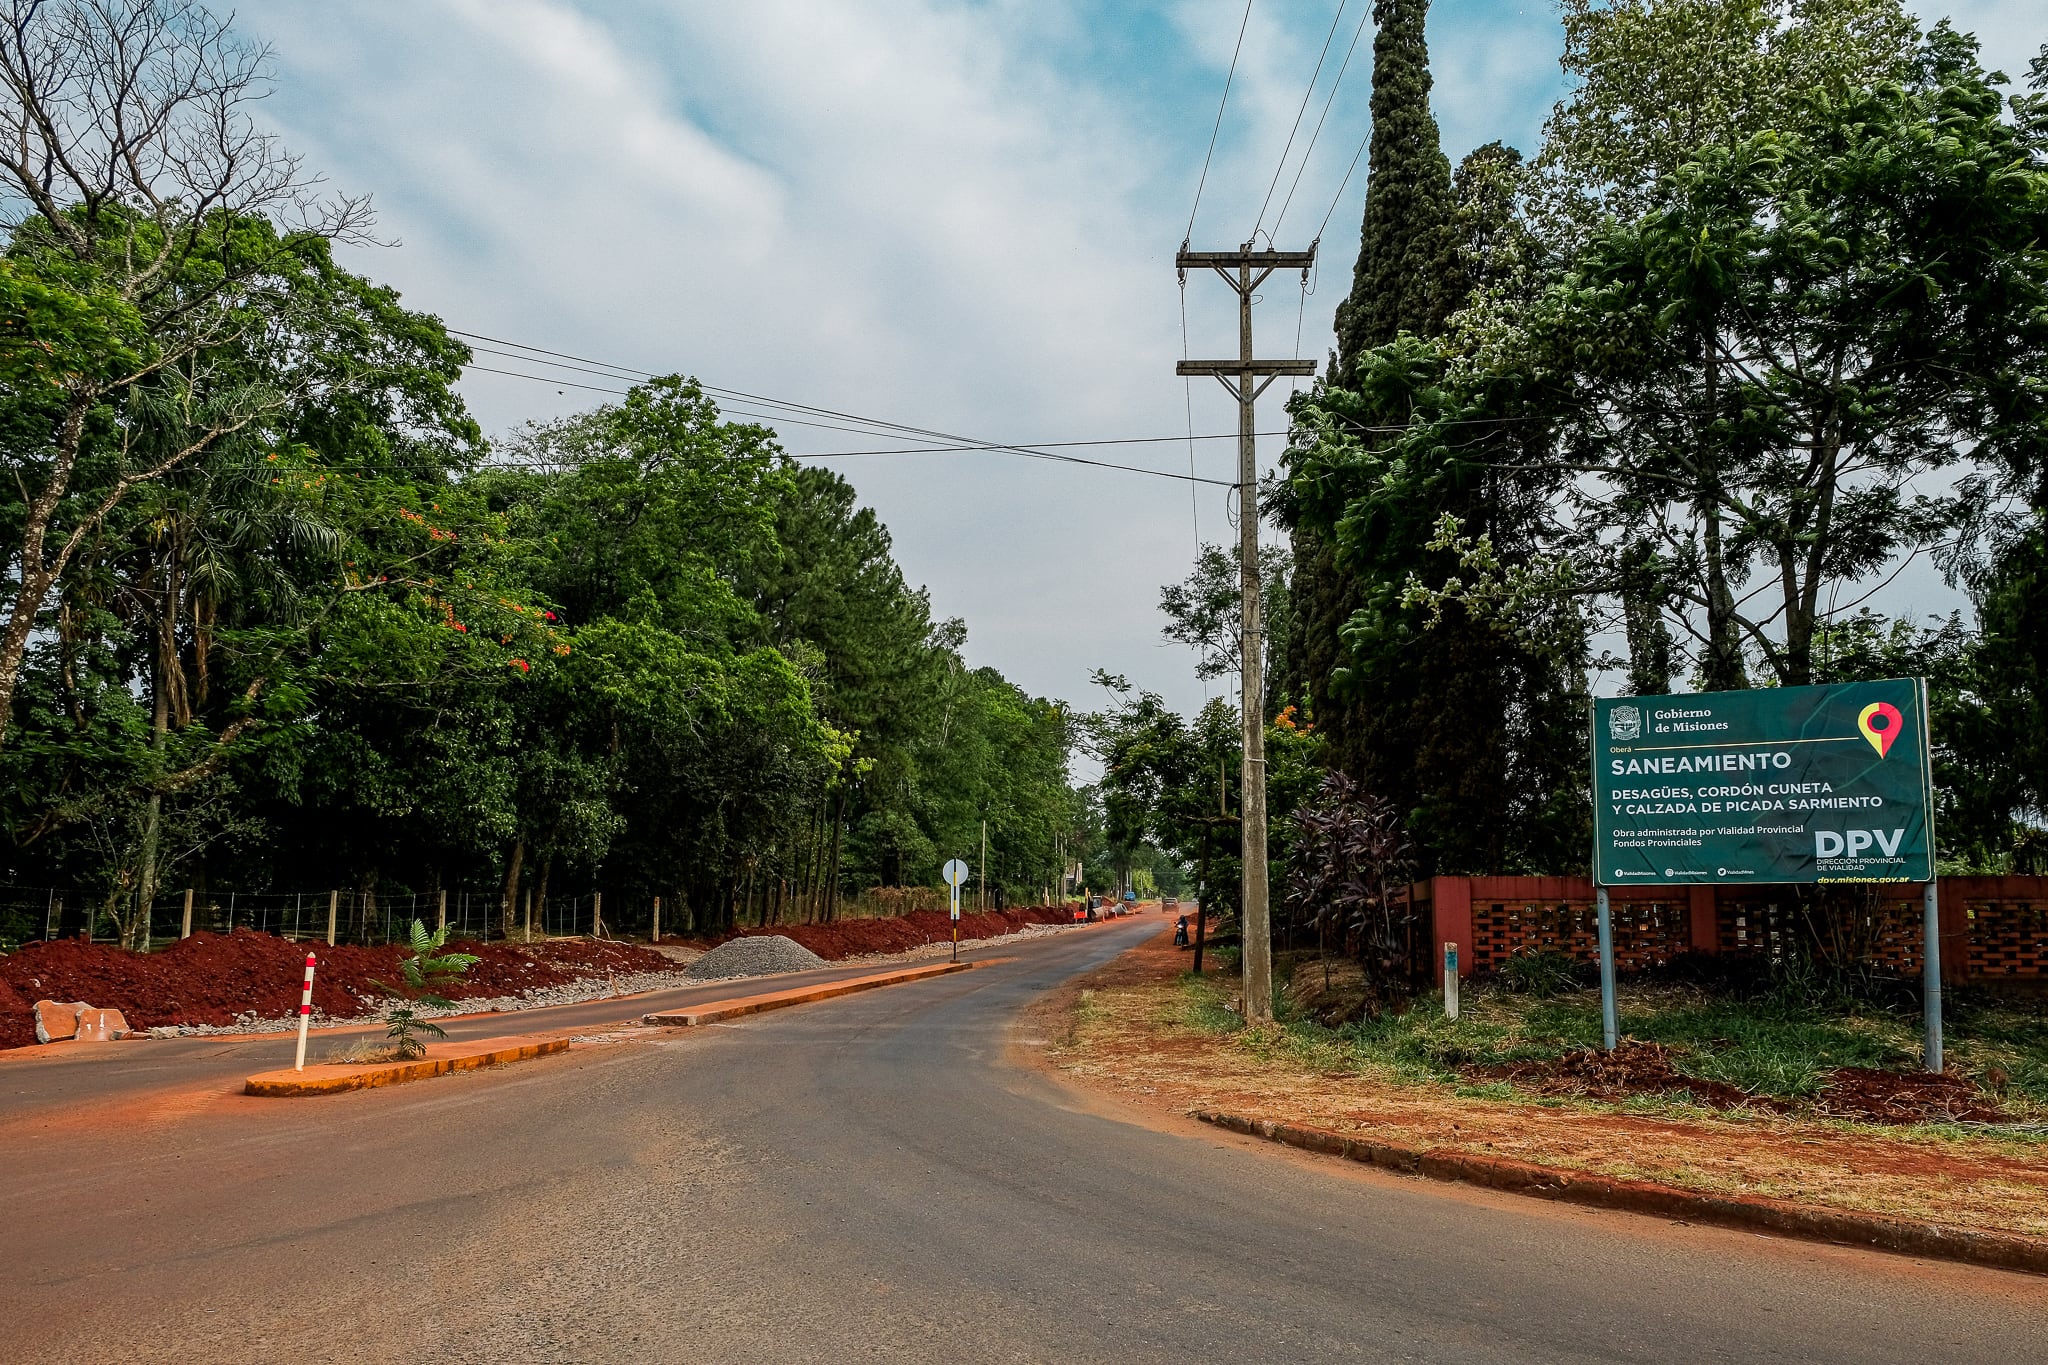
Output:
256,0,2042,728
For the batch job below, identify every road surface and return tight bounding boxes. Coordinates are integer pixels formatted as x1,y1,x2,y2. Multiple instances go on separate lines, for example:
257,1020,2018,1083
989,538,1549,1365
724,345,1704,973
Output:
4,918,2040,1362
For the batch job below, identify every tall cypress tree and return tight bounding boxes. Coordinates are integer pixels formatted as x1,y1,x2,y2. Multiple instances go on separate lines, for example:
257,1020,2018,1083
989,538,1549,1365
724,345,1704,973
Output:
1331,0,1456,381
1282,9,1588,874
1284,0,1455,759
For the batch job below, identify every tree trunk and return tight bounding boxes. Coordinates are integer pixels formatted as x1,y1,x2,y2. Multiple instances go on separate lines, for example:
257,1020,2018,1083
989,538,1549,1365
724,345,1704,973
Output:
0,391,92,754
499,840,526,939
534,857,552,937
126,566,174,952
1697,323,1747,692
826,794,845,923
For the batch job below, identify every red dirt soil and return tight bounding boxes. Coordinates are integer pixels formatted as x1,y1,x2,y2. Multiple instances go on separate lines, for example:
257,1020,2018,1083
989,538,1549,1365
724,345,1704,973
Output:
1485,1042,2011,1125
0,905,1083,1051
720,906,1071,959
0,930,682,1051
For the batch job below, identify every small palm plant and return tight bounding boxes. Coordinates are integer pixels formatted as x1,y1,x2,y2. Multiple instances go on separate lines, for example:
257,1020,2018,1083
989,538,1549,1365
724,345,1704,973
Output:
369,919,480,1059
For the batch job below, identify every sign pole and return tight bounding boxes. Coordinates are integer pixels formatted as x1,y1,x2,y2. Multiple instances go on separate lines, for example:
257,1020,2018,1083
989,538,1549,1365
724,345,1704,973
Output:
1922,879,1942,1073
1595,888,1618,1052
942,858,968,963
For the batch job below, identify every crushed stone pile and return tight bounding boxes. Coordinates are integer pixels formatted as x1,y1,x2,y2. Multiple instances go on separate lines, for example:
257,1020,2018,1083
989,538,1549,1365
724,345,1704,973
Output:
736,906,1071,959
681,934,828,981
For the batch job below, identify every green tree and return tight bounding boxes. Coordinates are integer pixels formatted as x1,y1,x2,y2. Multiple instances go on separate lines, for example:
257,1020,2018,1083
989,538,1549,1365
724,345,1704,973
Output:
1527,48,2048,688
0,0,376,750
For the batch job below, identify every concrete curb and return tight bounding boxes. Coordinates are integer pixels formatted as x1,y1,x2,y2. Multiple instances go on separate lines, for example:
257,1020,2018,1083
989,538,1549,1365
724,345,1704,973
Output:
1193,1110,2048,1276
244,1034,570,1097
643,961,975,1027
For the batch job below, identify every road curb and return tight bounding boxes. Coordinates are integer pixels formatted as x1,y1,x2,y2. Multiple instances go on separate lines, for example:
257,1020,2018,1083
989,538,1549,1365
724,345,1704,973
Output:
1192,1110,2048,1276
244,1034,570,1096
643,960,975,1027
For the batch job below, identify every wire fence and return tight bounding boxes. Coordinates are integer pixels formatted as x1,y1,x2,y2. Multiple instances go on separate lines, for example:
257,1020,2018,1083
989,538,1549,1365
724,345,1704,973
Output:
0,878,1069,952
0,884,639,952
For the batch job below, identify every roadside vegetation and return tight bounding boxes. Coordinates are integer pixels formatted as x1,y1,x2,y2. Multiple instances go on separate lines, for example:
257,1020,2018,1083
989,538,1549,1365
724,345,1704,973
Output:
0,1,1092,949
1198,956,2048,1132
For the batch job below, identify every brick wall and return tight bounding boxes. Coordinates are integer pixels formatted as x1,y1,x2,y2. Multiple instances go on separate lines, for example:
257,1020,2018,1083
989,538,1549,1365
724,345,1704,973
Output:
1410,874,2048,984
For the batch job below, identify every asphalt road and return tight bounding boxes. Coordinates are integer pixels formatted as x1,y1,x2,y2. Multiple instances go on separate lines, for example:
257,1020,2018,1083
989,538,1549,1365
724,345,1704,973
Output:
4,917,2041,1363
0,952,965,1123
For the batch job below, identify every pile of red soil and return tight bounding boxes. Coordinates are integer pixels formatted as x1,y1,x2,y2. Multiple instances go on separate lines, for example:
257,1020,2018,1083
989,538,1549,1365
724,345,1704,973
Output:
1487,1041,1769,1110
0,929,685,1051
1483,1041,2011,1125
725,906,1071,960
1814,1066,2009,1125
0,904,1082,1052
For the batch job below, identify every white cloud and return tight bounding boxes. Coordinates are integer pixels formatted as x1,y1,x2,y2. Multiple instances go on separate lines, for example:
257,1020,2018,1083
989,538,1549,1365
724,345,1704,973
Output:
249,0,2020,737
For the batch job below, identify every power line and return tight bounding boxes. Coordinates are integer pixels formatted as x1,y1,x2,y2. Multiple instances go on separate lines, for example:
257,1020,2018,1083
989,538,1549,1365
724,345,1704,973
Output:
1185,0,1255,245
1272,2,1371,239
1315,119,1373,245
1252,0,1349,240
460,346,1245,486
794,431,1283,456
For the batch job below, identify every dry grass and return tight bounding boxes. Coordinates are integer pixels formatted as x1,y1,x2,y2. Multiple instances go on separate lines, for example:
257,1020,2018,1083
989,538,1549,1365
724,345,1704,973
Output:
1044,935,2048,1240
320,1037,406,1065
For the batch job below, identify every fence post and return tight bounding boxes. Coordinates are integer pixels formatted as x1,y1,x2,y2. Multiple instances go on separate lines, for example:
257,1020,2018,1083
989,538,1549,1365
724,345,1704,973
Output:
651,895,661,944
592,891,603,938
437,888,448,936
44,890,55,942
180,888,194,939
326,889,339,946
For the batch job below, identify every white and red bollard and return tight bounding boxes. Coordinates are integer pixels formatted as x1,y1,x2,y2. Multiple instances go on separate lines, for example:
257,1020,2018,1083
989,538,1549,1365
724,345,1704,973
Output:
294,952,317,1071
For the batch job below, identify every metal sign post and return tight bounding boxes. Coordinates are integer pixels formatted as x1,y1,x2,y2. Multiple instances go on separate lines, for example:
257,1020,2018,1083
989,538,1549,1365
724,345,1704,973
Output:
1590,678,1938,1066
942,859,969,963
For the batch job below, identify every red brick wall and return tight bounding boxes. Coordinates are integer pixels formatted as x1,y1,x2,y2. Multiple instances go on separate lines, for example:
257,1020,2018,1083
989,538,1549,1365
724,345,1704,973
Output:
1420,875,2048,984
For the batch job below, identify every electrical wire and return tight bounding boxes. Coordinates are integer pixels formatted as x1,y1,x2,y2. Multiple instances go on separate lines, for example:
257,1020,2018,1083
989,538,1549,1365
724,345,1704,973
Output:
1185,0,1255,246
1251,0,1349,239
1272,2,1371,239
1314,120,1373,245
460,350,1240,487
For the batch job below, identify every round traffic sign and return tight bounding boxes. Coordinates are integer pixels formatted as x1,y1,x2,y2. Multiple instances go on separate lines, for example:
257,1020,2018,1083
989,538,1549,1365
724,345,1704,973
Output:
942,858,970,887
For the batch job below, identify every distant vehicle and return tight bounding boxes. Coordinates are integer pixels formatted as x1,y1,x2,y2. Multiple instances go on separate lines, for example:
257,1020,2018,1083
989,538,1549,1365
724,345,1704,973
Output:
1163,896,1178,909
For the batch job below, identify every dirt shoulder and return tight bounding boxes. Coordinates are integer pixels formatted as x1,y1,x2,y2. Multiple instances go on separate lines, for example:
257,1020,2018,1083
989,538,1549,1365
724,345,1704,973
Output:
1022,926,2048,1243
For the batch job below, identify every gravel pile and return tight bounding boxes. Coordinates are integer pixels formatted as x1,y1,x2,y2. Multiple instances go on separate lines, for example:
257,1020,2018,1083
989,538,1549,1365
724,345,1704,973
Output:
681,935,828,981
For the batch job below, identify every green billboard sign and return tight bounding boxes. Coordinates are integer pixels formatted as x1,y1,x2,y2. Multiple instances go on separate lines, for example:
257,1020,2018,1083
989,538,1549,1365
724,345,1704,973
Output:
1591,678,1933,887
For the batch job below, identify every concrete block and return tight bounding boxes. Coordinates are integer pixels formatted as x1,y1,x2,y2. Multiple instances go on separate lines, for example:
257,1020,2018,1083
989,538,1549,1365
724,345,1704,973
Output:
33,1000,85,1044
75,1007,130,1041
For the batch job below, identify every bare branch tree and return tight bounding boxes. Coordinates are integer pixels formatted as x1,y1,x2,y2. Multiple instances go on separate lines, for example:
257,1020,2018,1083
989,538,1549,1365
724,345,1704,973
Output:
0,0,372,751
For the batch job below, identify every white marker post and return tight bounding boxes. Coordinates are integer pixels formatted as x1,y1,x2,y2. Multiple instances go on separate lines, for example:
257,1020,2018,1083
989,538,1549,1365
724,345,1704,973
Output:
942,859,970,963
1443,942,1460,1021
293,952,317,1072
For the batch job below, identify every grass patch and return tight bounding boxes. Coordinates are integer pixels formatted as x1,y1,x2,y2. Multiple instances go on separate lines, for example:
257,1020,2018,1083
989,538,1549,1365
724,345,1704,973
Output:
1242,974,2048,1119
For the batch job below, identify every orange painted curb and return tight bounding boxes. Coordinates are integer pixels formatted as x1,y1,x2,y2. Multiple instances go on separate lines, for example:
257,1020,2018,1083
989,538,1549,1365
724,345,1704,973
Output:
643,960,974,1027
244,1033,570,1097
1194,1110,2048,1277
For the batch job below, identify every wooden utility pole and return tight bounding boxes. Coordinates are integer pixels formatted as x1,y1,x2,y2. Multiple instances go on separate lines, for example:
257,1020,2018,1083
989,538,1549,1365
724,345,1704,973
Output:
980,819,988,913
1177,241,1314,1025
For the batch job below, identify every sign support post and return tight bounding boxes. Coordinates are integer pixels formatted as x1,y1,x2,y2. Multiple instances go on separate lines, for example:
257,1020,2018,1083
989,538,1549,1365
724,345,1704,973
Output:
942,858,969,964
1595,888,1617,1052
1923,880,1943,1073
